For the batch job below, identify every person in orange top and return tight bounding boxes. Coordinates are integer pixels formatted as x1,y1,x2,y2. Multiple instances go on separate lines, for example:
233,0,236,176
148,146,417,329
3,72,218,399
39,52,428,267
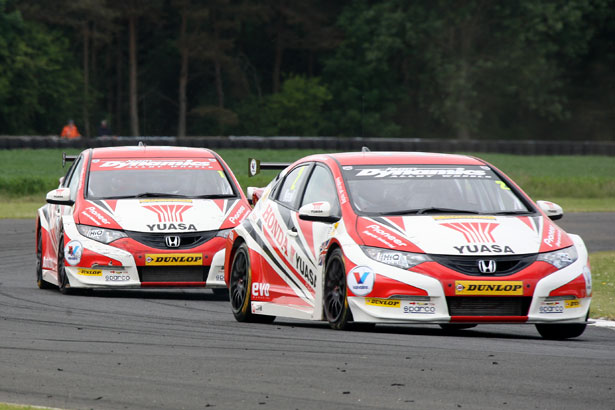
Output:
60,119,81,139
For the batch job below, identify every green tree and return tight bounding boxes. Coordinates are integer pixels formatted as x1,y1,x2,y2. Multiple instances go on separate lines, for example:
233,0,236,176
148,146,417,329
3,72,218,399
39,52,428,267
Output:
0,0,81,134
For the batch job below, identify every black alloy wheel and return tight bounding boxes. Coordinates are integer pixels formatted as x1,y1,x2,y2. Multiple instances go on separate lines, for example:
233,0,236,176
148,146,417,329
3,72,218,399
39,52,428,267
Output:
57,237,72,295
229,243,274,323
323,248,352,330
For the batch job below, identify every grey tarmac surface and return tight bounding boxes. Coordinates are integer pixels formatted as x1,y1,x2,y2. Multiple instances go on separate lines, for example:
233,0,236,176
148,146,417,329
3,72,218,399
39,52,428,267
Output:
0,217,614,410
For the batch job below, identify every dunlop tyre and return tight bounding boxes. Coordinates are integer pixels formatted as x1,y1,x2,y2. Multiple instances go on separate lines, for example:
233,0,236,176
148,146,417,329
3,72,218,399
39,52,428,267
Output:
324,248,353,330
229,244,274,323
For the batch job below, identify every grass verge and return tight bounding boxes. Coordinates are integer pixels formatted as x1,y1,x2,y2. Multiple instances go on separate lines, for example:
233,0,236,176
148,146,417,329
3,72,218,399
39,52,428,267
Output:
589,251,615,320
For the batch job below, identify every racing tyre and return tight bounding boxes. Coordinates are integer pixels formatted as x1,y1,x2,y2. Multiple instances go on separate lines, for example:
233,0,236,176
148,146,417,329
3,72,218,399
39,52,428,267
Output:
229,243,275,323
36,230,53,289
535,323,587,340
439,324,477,331
324,248,353,330
57,237,73,295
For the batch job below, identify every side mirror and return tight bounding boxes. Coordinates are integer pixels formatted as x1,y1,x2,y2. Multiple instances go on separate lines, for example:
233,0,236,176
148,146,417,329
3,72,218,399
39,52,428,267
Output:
536,200,563,221
299,201,340,223
46,188,74,206
247,186,264,206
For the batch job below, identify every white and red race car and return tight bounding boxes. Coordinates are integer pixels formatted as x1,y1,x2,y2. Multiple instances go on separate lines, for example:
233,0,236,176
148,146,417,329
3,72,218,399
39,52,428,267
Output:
224,152,592,339
36,146,250,294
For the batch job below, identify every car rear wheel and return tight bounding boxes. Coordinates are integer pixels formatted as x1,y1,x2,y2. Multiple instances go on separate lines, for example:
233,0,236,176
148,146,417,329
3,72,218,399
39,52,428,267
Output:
36,230,53,289
229,243,274,323
324,248,352,330
535,322,587,340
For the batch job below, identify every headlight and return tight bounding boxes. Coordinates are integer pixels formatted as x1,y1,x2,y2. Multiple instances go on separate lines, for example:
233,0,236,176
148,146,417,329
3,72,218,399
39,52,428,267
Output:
361,246,431,269
77,224,127,244
216,228,232,239
537,246,578,269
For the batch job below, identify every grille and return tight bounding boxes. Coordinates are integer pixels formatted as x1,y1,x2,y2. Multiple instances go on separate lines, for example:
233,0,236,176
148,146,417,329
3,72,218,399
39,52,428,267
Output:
138,266,210,282
446,297,531,316
430,254,537,276
125,231,217,249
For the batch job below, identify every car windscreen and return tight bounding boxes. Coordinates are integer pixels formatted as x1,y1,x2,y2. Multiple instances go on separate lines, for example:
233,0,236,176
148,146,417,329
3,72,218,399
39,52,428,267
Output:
86,157,235,199
341,164,532,215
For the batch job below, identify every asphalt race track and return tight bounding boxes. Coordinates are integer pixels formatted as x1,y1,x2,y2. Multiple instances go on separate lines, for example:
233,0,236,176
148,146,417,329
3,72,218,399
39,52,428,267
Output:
1,216,614,410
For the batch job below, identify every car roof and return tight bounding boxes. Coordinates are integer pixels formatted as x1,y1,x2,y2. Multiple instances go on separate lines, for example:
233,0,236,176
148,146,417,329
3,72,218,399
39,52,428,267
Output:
88,146,218,159
303,151,486,166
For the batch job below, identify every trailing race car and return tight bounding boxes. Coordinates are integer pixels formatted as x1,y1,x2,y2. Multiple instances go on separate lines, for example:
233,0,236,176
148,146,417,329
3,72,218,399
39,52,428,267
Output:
36,145,250,294
224,151,592,339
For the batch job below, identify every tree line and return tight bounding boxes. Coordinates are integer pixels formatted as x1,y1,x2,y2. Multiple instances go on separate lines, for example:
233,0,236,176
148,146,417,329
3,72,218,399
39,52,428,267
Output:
0,0,612,140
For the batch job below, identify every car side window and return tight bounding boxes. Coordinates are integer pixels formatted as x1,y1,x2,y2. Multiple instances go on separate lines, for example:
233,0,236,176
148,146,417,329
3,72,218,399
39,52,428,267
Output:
301,165,341,216
275,164,311,209
66,157,84,202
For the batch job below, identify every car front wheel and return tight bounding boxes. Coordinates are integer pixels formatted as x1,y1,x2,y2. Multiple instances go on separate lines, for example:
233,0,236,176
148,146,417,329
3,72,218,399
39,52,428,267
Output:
535,322,587,340
229,243,274,323
323,248,352,330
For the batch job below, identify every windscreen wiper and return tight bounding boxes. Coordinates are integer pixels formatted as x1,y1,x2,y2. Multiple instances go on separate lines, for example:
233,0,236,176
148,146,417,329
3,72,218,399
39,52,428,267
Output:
193,194,236,199
491,210,533,215
133,192,190,198
381,207,482,216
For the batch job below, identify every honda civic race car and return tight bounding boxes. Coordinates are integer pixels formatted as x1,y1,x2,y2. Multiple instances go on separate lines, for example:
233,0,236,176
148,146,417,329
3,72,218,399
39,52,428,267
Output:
224,151,592,339
36,145,250,294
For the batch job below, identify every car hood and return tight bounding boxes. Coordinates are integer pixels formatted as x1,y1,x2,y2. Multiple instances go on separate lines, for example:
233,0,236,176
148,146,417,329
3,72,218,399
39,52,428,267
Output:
355,214,573,256
75,198,249,233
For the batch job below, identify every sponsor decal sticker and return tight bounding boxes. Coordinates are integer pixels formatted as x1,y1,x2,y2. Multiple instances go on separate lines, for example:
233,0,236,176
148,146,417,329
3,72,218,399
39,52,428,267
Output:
363,224,407,248
347,266,375,296
335,177,347,204
539,300,564,314
402,301,436,314
441,222,498,243
82,206,111,226
143,204,192,223
64,240,83,266
77,268,102,276
354,167,491,179
252,282,270,297
96,159,215,169
229,205,247,224
105,275,130,282
455,281,523,296
366,298,401,308
543,224,562,248
145,253,203,266
565,299,581,309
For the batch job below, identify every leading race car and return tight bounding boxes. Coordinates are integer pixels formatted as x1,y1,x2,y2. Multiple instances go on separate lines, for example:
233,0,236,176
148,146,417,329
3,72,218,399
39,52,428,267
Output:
224,151,592,339
36,145,250,294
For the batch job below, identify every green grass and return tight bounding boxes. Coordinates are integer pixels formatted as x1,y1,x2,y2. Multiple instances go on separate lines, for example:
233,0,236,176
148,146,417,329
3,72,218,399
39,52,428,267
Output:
1,149,614,216
589,251,615,320
0,404,56,410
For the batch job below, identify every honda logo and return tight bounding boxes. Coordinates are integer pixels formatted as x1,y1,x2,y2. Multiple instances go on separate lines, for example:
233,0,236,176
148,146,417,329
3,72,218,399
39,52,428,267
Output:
165,235,181,248
478,259,497,274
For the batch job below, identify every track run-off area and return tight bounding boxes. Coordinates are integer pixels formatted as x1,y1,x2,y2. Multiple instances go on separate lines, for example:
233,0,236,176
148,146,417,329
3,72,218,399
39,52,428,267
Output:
1,215,614,410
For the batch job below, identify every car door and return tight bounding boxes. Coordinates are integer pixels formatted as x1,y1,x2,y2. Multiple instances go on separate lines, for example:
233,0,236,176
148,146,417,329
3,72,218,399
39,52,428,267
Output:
288,164,342,303
256,163,313,309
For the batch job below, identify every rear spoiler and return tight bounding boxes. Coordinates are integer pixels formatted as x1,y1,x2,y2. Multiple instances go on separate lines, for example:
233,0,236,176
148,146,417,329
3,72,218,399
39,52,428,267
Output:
248,158,290,177
62,152,77,167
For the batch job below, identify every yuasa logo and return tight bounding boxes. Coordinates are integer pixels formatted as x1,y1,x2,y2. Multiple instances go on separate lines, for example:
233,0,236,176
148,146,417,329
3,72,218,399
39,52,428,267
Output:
347,266,375,296
441,222,498,243
252,282,270,297
144,204,192,222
